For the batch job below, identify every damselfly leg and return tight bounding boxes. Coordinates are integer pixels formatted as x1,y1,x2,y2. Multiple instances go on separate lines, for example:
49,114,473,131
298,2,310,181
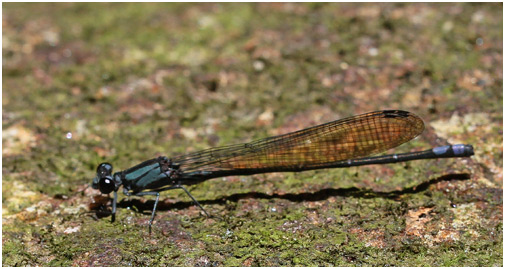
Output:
131,185,209,233
111,191,117,223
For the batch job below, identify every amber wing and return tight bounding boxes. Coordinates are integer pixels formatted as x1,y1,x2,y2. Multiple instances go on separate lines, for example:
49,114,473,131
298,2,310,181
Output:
172,110,424,179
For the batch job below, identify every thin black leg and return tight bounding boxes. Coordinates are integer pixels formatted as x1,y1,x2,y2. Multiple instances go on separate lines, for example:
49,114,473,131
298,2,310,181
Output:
111,191,117,223
150,193,160,234
133,191,161,234
176,185,209,218
145,185,209,217
130,185,209,232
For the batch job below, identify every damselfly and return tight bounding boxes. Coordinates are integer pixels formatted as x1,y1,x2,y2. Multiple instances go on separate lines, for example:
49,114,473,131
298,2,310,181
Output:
91,110,474,232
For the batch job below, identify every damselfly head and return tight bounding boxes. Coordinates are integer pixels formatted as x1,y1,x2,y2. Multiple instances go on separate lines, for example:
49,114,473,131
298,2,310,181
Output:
97,162,113,177
98,176,115,194
92,163,115,194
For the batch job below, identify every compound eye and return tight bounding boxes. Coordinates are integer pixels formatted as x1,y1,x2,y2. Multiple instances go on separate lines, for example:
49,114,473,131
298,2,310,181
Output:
98,176,115,194
97,163,113,178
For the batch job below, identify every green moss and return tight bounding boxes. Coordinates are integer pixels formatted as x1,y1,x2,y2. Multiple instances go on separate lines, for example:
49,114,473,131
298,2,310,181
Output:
3,2,502,266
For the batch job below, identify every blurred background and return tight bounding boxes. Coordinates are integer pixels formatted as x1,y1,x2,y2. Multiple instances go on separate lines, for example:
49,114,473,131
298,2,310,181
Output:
2,3,502,266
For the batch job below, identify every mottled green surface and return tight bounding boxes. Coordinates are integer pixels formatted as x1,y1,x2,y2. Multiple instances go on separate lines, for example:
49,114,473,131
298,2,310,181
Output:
3,3,502,266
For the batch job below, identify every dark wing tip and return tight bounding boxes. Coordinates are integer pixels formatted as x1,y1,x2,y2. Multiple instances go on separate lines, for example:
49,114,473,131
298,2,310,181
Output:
381,110,412,118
